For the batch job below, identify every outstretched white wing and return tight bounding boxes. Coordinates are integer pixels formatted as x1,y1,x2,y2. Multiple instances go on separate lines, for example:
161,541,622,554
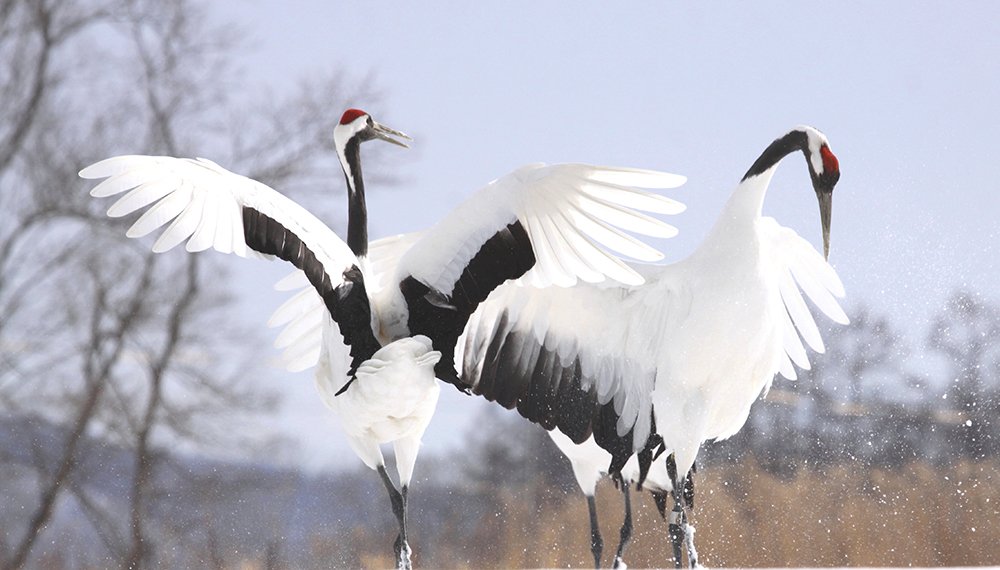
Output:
84,156,354,263
390,163,685,389
81,155,384,375
396,163,686,292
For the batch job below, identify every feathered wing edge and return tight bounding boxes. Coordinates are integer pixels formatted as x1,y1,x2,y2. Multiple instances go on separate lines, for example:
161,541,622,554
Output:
396,163,686,294
759,217,849,384
81,155,383,378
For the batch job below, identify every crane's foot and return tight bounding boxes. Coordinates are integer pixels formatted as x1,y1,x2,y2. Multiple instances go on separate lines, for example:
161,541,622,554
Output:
684,520,699,568
393,534,412,570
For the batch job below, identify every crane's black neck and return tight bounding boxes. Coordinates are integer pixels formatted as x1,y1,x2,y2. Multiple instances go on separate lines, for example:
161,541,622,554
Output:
342,137,368,257
741,129,809,182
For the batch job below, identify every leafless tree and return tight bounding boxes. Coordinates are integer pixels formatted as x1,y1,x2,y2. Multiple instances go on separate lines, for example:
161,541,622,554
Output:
0,0,388,568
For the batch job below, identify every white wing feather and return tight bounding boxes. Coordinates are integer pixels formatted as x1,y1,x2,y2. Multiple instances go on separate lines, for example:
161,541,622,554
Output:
397,163,685,293
83,155,370,375
81,156,359,270
759,217,849,376
367,232,425,291
266,283,325,372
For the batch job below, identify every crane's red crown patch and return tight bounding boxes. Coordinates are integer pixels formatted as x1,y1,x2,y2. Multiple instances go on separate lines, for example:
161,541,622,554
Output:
820,146,839,175
340,109,368,125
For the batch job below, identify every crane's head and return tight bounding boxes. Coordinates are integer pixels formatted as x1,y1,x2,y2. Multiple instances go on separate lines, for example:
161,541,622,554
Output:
742,126,840,260
334,109,412,153
800,126,840,261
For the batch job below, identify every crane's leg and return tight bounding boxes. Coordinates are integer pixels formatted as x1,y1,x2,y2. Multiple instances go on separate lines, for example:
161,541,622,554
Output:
611,474,633,569
398,485,411,568
683,463,699,568
665,454,687,568
377,465,410,570
586,494,603,569
668,487,686,568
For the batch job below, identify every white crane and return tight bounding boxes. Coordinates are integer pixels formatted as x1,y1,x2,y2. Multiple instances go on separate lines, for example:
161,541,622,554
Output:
460,125,847,567
80,109,687,570
549,429,694,569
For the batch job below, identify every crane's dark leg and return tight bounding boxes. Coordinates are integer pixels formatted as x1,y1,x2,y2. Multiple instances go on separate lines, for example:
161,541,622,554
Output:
611,474,633,569
683,462,699,568
377,465,410,570
666,455,687,568
586,494,603,569
668,488,686,569
398,485,411,567
682,462,699,568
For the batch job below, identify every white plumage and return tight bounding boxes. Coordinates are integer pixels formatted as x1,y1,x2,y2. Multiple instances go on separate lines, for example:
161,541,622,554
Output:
460,126,846,567
81,109,686,569
318,334,441,483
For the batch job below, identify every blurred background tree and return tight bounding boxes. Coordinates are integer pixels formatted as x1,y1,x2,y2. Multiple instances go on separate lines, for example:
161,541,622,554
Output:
928,290,1000,460
0,0,386,568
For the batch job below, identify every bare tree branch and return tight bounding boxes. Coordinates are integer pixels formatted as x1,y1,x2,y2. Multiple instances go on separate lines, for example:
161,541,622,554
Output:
0,1,391,567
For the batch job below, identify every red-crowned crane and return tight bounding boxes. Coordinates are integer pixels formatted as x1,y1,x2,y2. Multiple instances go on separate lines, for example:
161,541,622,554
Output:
81,109,687,569
459,126,847,567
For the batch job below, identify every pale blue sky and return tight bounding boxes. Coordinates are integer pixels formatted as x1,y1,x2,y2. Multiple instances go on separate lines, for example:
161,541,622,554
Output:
209,1,1000,471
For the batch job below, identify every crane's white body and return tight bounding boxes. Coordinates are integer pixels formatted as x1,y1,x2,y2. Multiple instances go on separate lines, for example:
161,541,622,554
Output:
317,333,441,481
269,239,443,485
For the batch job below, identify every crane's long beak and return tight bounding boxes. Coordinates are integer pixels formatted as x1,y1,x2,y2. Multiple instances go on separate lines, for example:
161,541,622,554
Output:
817,190,832,261
373,122,412,148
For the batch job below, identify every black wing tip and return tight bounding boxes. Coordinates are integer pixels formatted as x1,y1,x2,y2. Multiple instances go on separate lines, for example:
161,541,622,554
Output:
334,376,356,396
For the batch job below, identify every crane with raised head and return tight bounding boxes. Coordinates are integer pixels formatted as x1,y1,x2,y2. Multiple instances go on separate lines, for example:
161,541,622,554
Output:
460,125,847,567
81,109,686,569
